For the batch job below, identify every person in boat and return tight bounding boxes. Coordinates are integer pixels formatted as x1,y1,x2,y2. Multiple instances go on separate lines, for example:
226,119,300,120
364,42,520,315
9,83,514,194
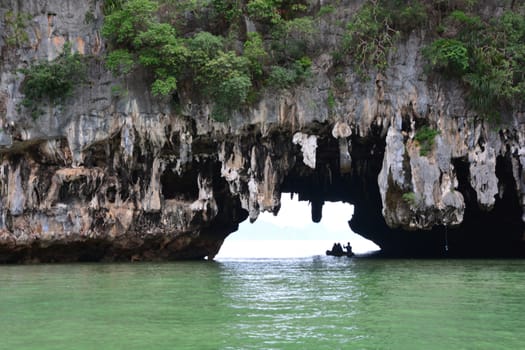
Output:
327,242,344,256
344,242,354,257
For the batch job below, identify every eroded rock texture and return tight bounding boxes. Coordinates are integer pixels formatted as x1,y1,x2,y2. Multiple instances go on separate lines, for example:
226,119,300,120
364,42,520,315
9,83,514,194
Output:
0,0,524,261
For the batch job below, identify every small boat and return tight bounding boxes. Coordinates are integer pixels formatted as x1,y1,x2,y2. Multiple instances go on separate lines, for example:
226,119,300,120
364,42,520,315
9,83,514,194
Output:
326,243,354,257
326,249,354,257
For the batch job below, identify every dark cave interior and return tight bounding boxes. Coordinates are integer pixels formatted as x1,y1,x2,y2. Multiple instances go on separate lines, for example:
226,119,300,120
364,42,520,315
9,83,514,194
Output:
280,129,525,258
1,123,524,262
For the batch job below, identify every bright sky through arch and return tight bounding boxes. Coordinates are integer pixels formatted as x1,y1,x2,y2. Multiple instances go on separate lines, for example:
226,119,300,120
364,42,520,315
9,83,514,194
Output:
216,194,380,259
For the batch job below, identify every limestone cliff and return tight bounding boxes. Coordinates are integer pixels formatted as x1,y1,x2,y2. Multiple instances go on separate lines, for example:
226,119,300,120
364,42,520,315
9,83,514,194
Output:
0,0,524,262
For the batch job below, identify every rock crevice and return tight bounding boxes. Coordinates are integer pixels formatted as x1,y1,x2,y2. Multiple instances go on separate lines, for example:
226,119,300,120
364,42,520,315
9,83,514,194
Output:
0,0,524,261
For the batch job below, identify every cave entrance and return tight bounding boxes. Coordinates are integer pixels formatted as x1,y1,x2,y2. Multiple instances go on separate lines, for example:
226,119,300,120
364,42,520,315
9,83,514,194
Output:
216,194,380,259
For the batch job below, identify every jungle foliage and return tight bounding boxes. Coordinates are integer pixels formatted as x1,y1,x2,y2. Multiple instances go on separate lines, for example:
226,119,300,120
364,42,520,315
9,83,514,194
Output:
19,44,86,118
340,0,427,77
337,0,524,121
424,9,525,121
99,0,524,122
414,126,440,156
101,0,314,120
2,11,31,48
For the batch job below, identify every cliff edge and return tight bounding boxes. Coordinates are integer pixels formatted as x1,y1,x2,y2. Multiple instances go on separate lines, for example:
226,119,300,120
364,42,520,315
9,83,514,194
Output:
0,0,524,261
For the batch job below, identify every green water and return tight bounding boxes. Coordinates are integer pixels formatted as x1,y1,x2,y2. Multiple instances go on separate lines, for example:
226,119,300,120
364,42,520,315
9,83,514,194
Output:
1,258,524,350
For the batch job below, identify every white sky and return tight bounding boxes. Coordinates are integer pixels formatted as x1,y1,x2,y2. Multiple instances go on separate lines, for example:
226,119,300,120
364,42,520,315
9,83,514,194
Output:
216,194,380,259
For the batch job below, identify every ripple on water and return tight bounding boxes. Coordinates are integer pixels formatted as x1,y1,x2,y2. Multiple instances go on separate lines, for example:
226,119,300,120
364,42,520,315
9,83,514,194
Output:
1,258,525,349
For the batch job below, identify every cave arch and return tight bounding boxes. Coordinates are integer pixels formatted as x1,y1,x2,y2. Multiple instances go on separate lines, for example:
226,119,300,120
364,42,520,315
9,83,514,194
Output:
217,194,379,259
250,127,525,259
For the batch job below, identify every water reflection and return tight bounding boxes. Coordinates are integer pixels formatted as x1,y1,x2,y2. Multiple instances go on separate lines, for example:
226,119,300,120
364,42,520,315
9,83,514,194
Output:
1,259,524,349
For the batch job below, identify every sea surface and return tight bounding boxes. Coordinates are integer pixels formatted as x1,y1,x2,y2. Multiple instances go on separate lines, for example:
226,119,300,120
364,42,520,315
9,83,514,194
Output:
1,257,524,349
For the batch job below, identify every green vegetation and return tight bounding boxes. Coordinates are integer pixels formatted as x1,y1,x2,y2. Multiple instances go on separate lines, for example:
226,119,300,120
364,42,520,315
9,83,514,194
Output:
243,32,268,80
424,8,525,121
339,0,427,77
267,56,311,90
84,9,96,24
111,84,127,97
317,5,335,17
98,0,522,123
19,44,86,118
326,89,335,111
211,0,243,24
267,66,296,90
414,126,440,156
247,0,283,24
246,0,307,24
402,192,417,206
333,0,523,121
102,0,125,15
2,11,31,48
101,0,315,120
423,38,469,76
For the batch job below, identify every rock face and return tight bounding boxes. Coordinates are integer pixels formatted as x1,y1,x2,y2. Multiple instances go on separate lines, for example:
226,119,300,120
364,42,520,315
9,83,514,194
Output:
0,0,524,262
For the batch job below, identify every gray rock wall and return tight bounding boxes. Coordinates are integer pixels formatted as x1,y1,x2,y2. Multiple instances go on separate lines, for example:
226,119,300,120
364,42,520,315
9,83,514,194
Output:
0,0,524,261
